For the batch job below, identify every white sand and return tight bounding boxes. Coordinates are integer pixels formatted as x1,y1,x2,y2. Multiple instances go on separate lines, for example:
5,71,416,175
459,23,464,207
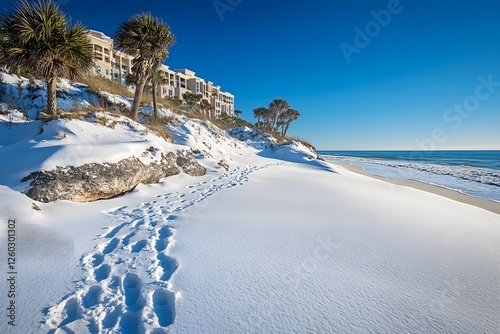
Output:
170,162,500,334
2,155,500,333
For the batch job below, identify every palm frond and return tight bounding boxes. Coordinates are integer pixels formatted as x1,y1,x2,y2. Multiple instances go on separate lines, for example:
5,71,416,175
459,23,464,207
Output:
115,12,175,71
0,0,94,114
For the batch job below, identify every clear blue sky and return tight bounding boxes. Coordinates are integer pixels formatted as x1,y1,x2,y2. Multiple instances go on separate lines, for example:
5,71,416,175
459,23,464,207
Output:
3,0,499,150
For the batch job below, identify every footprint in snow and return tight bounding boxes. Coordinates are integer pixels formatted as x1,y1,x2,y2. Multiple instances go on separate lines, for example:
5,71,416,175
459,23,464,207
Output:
101,304,122,329
155,238,168,252
104,223,126,238
102,238,119,254
82,285,103,308
121,232,136,246
131,239,148,253
94,264,111,282
59,298,83,328
153,288,176,327
119,310,143,334
123,273,143,309
157,253,178,281
91,253,104,267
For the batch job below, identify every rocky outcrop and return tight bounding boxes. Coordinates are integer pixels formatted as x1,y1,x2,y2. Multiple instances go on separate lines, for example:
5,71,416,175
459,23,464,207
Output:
175,151,207,176
21,151,206,203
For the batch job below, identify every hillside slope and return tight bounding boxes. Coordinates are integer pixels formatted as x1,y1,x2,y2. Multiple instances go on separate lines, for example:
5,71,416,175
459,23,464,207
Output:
0,71,318,203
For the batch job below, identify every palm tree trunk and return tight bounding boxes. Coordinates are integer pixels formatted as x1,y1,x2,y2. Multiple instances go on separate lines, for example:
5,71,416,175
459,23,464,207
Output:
283,121,291,137
131,76,147,119
47,75,58,116
272,113,280,132
152,82,159,119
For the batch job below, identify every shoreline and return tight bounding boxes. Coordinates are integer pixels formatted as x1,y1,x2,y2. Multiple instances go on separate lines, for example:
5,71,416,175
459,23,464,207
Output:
328,160,500,216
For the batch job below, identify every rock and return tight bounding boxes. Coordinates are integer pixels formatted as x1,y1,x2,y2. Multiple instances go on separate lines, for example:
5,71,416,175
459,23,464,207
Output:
21,151,206,203
176,151,206,176
217,160,230,171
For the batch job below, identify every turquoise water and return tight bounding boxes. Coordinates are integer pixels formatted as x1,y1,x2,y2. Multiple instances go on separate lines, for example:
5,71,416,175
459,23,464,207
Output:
319,150,500,202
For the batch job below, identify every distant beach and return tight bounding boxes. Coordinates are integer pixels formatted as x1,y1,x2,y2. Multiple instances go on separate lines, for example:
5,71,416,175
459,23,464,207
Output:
327,160,500,215
320,150,500,204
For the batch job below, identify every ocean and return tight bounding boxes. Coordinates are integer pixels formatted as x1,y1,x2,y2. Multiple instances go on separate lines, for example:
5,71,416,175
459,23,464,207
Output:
318,150,500,202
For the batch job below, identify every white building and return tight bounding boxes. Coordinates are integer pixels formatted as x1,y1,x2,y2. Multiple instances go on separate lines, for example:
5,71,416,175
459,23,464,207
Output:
88,30,234,117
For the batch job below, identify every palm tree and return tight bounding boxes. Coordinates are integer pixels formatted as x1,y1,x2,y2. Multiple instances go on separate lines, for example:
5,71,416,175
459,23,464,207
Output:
234,109,242,118
167,96,182,108
0,0,94,116
253,107,267,129
200,99,213,117
182,91,202,111
0,31,5,54
115,13,175,119
268,98,290,132
151,65,168,119
280,108,300,136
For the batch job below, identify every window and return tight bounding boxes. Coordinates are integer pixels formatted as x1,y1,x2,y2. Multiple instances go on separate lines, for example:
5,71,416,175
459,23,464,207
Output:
163,87,167,95
105,69,109,76
96,65,101,73
169,89,173,97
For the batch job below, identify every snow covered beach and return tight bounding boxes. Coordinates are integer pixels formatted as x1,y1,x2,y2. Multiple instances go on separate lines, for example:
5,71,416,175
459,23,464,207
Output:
2,150,500,333
171,161,500,334
0,75,499,333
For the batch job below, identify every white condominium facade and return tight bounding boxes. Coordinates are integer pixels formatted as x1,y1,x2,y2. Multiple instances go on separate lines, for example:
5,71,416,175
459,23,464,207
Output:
88,30,114,80
157,67,234,118
88,30,234,118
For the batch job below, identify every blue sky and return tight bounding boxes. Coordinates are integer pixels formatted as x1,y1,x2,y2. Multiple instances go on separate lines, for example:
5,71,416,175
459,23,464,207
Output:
3,0,499,150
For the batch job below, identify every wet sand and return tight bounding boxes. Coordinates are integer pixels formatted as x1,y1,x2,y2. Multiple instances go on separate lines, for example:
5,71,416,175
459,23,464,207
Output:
329,161,500,216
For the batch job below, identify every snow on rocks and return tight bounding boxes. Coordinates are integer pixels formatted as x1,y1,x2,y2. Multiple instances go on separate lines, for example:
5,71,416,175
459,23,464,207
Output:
98,91,132,112
21,151,205,203
0,111,209,202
